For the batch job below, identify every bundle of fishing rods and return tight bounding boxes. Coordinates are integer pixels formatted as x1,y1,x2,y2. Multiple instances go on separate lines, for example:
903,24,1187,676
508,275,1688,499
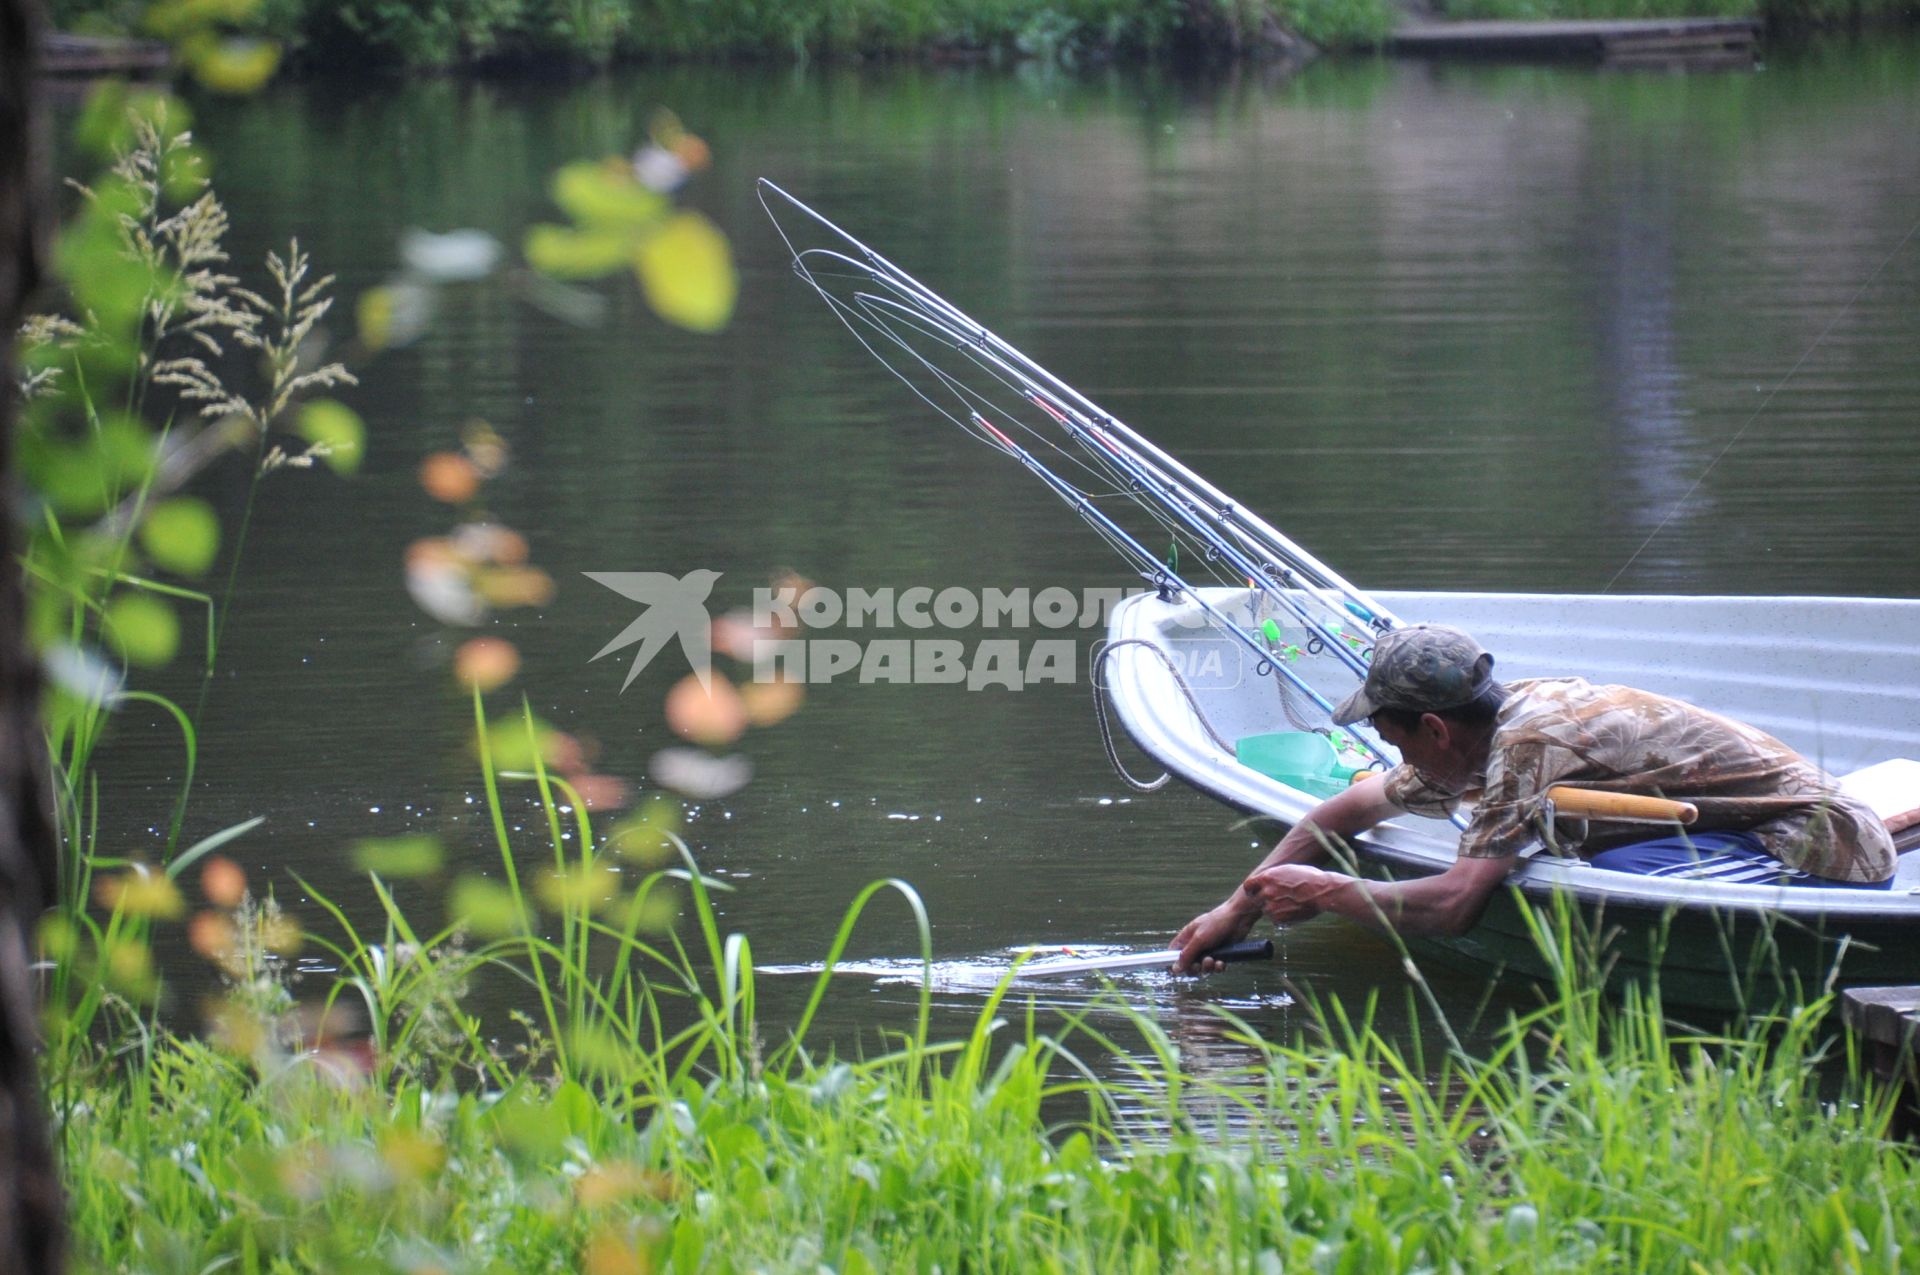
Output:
759,179,1402,773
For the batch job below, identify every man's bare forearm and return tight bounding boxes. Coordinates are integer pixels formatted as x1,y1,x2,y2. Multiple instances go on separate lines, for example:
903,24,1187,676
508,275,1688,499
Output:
1219,774,1399,910
1303,873,1484,937
1245,853,1517,939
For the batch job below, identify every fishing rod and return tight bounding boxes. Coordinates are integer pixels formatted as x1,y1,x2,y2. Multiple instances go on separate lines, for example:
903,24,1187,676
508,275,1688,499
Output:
821,242,1395,669
839,270,1400,643
837,258,1383,754
848,288,1384,684
797,251,1373,722
762,183,1383,615
962,402,1365,733
759,179,1398,764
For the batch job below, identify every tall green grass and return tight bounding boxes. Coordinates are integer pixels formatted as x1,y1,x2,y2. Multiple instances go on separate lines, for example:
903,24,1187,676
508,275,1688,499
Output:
57,704,1920,1272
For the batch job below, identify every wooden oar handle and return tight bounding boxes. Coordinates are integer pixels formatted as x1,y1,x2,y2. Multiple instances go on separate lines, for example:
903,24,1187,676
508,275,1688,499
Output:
1546,786,1697,825
1349,771,1696,824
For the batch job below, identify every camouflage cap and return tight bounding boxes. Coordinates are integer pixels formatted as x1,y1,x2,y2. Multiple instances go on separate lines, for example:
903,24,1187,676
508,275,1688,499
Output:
1331,624,1495,726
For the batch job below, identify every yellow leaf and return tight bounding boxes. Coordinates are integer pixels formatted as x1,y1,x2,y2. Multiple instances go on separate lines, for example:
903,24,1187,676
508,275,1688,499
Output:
186,35,281,95
96,866,186,919
525,223,637,281
379,1129,447,1181
550,160,666,228
633,213,736,334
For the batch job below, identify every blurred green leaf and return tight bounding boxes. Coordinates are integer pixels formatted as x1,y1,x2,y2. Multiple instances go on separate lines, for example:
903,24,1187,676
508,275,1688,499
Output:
38,915,78,963
54,182,166,339
158,139,212,203
139,497,220,576
634,213,736,334
478,717,558,772
489,1088,567,1163
103,592,179,667
550,1079,600,1141
448,875,526,938
609,797,681,866
98,412,161,486
623,887,679,936
74,86,187,157
550,161,666,229
28,411,165,517
295,399,366,474
22,439,110,516
567,1023,633,1078
524,224,634,280
535,861,619,915
145,0,261,38
103,936,158,1001
350,835,445,879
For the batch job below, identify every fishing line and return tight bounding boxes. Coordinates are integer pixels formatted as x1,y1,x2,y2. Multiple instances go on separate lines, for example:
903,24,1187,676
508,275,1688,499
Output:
1603,212,1920,593
843,283,1307,602
760,179,1404,767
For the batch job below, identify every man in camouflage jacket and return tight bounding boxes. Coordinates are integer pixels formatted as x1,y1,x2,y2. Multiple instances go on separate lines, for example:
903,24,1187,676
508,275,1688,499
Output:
1174,624,1895,970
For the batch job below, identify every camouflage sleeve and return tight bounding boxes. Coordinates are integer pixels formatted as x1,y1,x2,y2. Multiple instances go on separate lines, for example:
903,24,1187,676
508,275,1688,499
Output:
1457,735,1566,860
1381,763,1460,819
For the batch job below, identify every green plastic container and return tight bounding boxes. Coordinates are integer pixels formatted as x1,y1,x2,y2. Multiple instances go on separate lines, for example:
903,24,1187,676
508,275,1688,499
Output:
1235,731,1359,798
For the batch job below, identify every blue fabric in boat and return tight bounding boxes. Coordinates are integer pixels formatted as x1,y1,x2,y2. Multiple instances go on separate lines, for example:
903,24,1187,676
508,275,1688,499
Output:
1589,831,1894,890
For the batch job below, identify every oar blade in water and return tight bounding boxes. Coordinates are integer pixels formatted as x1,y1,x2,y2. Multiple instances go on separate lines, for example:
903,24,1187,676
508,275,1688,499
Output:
1014,938,1274,979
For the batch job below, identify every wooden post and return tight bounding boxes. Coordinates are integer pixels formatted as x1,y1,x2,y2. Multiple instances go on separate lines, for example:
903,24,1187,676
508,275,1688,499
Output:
2,0,69,1268
1840,986,1920,1141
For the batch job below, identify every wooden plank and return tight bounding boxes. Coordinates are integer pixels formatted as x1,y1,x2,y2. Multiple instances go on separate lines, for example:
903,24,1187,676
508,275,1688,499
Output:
1842,985,1920,1047
1390,16,1758,62
1843,986,1920,1140
41,33,171,76
1604,32,1756,53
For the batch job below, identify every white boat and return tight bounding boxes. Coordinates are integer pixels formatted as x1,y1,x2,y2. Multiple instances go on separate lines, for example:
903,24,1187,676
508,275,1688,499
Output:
1103,587,1920,1008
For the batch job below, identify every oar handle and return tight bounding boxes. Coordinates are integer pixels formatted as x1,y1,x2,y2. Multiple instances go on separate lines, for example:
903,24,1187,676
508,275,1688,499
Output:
1202,938,1275,965
1350,771,1697,824
1546,786,1697,825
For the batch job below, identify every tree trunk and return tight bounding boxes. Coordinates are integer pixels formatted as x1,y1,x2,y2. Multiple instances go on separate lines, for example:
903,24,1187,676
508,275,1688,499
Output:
0,0,70,1270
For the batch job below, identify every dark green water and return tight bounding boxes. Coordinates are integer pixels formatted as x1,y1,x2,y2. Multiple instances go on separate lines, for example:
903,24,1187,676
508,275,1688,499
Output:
90,39,1920,1065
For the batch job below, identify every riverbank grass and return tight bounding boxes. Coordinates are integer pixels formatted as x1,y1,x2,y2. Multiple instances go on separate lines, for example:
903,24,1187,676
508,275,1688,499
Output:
58,720,1920,1272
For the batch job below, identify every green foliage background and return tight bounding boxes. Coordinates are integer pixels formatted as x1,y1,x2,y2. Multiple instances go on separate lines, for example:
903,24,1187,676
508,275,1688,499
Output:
49,0,1920,64
50,0,1400,62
